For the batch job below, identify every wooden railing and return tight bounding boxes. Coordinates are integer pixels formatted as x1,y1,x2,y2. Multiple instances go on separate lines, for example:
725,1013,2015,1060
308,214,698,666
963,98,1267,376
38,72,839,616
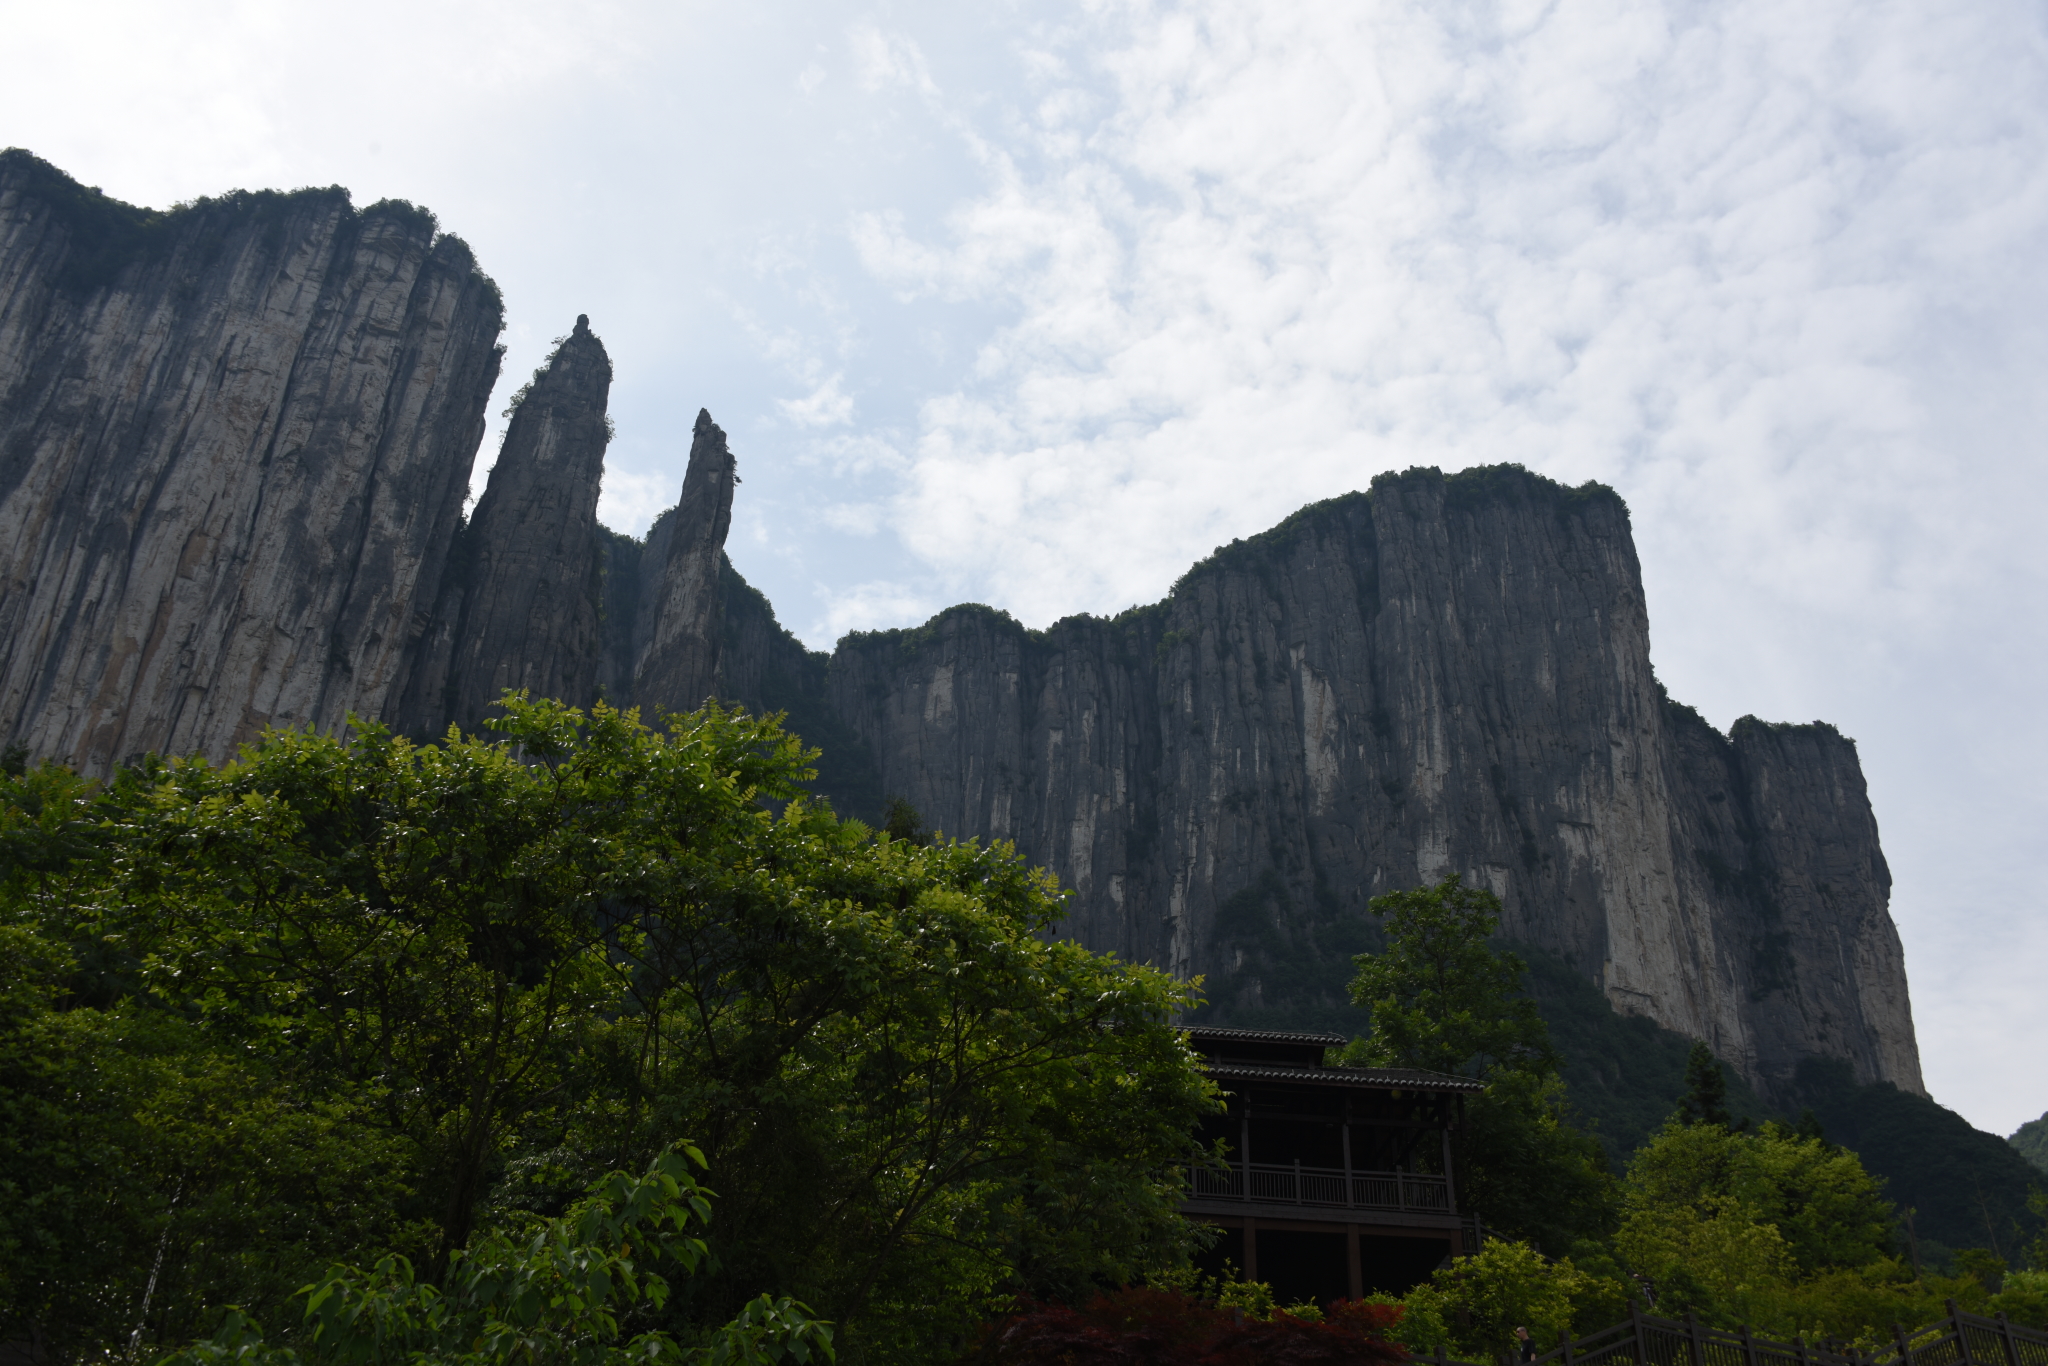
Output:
1188,1161,1451,1213
1408,1299,2048,1366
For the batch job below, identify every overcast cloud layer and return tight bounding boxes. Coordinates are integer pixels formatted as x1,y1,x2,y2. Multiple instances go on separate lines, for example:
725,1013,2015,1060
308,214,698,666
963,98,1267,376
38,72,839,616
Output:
2,0,2041,1134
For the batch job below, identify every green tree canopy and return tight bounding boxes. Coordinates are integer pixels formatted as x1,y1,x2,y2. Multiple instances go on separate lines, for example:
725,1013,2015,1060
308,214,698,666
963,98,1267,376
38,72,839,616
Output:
1676,1043,1735,1129
1341,875,1612,1254
1343,874,1554,1079
161,1146,833,1366
1623,1119,1895,1282
0,697,1216,1364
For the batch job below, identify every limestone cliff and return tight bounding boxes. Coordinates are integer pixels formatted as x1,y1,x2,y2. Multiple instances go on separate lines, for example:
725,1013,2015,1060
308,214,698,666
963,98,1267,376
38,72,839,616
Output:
0,150,504,768
0,152,1920,1102
631,410,737,712
684,468,1924,1100
398,315,612,735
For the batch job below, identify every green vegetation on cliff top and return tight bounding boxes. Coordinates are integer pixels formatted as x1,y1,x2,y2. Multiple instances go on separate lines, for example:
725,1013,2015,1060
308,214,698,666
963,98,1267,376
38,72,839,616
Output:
2016,1113,2048,1175
0,147,497,305
821,464,1622,653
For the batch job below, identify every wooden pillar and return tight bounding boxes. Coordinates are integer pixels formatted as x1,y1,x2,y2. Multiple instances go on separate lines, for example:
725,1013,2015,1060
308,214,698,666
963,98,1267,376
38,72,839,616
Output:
1342,1115,1355,1209
1947,1300,1975,1366
1240,1103,1252,1199
1346,1224,1363,1302
1245,1216,1259,1281
1440,1097,1459,1212
1994,1312,2021,1366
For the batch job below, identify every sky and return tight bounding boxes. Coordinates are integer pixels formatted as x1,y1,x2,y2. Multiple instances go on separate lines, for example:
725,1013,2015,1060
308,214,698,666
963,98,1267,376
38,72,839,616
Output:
2,0,2042,1136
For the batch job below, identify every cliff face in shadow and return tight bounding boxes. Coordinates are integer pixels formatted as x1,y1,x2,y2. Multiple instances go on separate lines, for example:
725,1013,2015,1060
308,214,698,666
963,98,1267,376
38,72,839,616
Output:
397,315,613,736
0,150,504,768
631,410,737,713
790,470,1921,1100
0,152,1921,1102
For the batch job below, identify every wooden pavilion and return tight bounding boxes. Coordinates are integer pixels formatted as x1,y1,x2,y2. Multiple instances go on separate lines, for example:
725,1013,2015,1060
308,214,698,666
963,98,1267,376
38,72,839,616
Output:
1182,1026,1485,1305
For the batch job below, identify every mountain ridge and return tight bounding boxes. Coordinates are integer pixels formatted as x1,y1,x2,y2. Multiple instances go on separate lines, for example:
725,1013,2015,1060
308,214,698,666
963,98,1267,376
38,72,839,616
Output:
0,152,1922,1107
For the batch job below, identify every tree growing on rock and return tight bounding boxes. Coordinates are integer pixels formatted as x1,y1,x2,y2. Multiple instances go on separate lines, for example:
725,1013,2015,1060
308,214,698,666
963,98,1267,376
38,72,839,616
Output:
1342,875,1614,1254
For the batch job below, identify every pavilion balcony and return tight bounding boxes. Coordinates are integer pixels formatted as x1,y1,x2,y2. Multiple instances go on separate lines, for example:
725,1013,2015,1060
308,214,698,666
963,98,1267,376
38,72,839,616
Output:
1189,1162,1452,1214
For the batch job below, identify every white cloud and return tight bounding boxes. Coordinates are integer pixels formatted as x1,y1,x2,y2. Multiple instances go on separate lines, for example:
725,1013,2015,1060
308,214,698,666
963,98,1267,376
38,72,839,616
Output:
820,501,887,536
862,0,2048,633
849,23,938,96
798,431,910,478
779,374,857,428
596,469,676,535
820,580,944,641
835,0,2048,1131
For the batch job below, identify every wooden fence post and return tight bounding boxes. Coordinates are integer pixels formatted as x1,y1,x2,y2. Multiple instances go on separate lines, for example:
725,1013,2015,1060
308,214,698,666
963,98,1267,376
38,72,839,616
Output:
1633,1298,1649,1366
1994,1312,2020,1366
1948,1301,1975,1366
1687,1313,1706,1366
1893,1323,1912,1366
1741,1324,1759,1366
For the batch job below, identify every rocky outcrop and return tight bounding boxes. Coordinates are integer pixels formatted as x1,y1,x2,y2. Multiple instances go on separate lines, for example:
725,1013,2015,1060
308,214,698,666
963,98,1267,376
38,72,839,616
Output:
1664,713,1921,1094
631,410,737,712
781,469,1924,1100
398,315,612,735
0,152,1920,1102
0,150,504,769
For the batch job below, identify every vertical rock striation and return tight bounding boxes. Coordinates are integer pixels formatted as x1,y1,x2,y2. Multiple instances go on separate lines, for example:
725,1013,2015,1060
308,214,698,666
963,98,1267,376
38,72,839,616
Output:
631,409,736,713
0,150,1920,1101
0,150,503,769
795,468,1923,1099
399,315,613,734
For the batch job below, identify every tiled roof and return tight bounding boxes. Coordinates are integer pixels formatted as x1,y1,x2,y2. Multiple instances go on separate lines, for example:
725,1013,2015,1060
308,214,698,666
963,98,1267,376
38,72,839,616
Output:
1201,1062,1485,1093
1183,1025,1349,1047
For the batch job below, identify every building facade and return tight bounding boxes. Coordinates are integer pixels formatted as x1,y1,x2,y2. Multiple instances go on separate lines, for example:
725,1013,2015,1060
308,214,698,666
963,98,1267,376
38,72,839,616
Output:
1184,1027,1485,1304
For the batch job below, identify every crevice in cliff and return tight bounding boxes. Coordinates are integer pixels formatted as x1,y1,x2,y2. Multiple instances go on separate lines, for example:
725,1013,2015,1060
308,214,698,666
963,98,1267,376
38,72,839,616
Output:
0,150,1921,1106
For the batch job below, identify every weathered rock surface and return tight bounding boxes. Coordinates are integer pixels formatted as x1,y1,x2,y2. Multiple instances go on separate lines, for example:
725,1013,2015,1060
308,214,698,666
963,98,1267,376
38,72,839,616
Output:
630,410,737,713
0,152,1921,1101
704,469,1923,1100
0,150,503,768
398,315,612,735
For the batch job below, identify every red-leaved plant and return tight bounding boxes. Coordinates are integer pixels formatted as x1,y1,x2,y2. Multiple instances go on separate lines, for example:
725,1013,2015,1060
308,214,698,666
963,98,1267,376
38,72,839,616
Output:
972,1286,1409,1365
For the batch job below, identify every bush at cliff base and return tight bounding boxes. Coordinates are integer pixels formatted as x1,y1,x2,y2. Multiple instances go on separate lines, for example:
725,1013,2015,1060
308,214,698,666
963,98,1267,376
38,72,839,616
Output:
1365,1239,1621,1361
153,1146,833,1366
971,1287,1408,1365
0,696,1215,1366
1358,1140,2048,1359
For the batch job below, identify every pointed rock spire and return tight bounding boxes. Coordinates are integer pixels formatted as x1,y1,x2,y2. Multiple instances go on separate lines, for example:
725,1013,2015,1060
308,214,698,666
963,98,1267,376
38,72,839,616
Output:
634,408,737,712
402,315,614,733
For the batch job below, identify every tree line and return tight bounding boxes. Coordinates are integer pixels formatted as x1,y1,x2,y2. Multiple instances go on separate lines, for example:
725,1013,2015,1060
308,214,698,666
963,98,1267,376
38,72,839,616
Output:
0,700,1210,1364
1,701,2041,1364
1328,876,2048,1359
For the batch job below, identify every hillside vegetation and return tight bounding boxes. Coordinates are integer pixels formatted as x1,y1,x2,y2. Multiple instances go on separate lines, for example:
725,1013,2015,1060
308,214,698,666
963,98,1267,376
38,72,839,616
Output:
0,700,1212,1365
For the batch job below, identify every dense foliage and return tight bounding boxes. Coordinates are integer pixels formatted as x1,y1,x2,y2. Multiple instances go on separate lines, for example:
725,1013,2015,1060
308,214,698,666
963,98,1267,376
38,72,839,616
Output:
1790,1058,2046,1258
2017,1113,2048,1176
971,1285,1406,1365
1336,879,2048,1352
159,1146,831,1366
1355,1120,2048,1359
0,698,1215,1364
1341,875,1615,1256
1520,946,1777,1159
